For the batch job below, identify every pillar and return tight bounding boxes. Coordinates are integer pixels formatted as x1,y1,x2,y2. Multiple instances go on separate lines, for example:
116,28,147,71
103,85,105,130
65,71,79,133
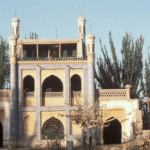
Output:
10,54,18,140
65,66,71,139
36,44,39,58
59,44,61,57
36,65,41,140
87,54,95,106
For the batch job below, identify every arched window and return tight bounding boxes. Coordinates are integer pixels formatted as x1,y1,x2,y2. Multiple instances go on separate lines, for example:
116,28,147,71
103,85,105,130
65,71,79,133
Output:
87,44,90,53
71,74,81,98
72,50,76,57
23,75,34,92
42,117,64,139
79,26,81,34
83,26,85,34
92,44,94,52
63,50,67,57
42,75,63,92
12,27,14,35
16,27,18,35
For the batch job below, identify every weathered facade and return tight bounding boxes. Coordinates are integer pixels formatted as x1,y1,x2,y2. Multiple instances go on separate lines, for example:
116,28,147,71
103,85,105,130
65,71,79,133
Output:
0,15,143,148
8,15,95,147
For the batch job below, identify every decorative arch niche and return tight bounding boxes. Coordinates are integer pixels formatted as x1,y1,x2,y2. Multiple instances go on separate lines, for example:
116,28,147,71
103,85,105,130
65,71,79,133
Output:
23,115,35,136
42,117,64,139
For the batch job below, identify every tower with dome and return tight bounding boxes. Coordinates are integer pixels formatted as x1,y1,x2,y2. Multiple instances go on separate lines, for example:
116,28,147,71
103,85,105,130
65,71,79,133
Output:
7,14,95,147
0,13,143,148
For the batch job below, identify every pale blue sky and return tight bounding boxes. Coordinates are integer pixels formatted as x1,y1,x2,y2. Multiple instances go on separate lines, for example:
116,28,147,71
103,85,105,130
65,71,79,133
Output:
0,0,150,62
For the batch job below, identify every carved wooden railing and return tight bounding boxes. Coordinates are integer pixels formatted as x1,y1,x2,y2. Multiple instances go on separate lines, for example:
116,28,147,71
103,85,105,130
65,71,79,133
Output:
98,89,130,99
18,56,87,61
0,89,10,101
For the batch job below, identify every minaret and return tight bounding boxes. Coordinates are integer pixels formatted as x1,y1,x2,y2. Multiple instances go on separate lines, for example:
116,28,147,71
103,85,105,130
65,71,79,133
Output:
86,30,96,144
8,14,20,142
86,31,95,106
77,13,86,56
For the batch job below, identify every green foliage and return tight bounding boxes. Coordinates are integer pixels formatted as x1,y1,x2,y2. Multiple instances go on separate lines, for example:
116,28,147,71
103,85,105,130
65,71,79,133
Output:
25,32,38,39
0,36,9,89
95,32,144,98
144,49,150,97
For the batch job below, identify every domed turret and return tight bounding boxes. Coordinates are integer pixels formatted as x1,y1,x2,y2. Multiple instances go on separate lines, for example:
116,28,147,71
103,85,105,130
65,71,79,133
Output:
11,16,20,37
86,31,95,55
77,16,86,41
11,17,20,22
9,15,20,55
86,33,95,39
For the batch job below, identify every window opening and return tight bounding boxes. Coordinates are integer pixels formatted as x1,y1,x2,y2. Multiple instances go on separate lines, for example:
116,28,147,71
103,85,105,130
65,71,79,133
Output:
72,50,76,57
63,50,67,57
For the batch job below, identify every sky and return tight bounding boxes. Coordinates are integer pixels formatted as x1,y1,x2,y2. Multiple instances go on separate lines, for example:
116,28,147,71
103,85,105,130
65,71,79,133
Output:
0,0,150,63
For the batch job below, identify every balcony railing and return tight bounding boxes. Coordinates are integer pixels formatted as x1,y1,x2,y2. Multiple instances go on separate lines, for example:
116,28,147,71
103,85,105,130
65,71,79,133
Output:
71,91,81,106
0,90,10,101
43,92,63,97
99,89,128,99
18,56,87,61
73,91,81,97
24,92,35,98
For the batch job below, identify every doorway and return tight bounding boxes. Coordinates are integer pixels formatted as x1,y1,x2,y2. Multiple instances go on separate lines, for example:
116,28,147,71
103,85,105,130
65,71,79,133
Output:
104,117,121,144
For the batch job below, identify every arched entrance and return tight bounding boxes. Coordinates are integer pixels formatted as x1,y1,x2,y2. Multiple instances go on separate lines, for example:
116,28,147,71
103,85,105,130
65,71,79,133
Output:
104,117,121,144
0,122,3,147
42,117,64,139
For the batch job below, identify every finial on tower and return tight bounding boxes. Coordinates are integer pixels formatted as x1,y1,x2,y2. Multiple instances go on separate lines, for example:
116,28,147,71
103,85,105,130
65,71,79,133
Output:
90,24,92,33
14,7,16,17
81,6,83,16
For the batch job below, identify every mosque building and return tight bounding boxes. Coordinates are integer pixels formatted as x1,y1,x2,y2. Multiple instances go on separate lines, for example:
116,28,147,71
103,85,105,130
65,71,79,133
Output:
0,14,143,148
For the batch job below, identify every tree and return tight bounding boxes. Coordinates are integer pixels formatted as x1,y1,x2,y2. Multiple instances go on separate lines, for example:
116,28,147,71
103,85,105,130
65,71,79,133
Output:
144,49,150,98
0,36,9,89
95,32,144,99
59,94,130,146
25,32,38,39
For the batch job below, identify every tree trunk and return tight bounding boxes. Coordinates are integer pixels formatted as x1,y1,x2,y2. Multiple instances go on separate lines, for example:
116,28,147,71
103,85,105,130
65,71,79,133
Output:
100,126,104,145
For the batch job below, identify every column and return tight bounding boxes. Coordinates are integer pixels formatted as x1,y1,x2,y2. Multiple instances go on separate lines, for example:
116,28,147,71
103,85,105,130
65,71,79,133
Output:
65,66,71,139
36,65,41,140
36,44,39,58
88,55,95,106
18,67,22,140
59,44,61,57
10,55,18,140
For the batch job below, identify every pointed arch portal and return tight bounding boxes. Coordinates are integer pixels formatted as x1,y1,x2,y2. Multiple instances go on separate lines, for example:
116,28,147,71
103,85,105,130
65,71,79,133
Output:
42,117,64,139
104,117,121,145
